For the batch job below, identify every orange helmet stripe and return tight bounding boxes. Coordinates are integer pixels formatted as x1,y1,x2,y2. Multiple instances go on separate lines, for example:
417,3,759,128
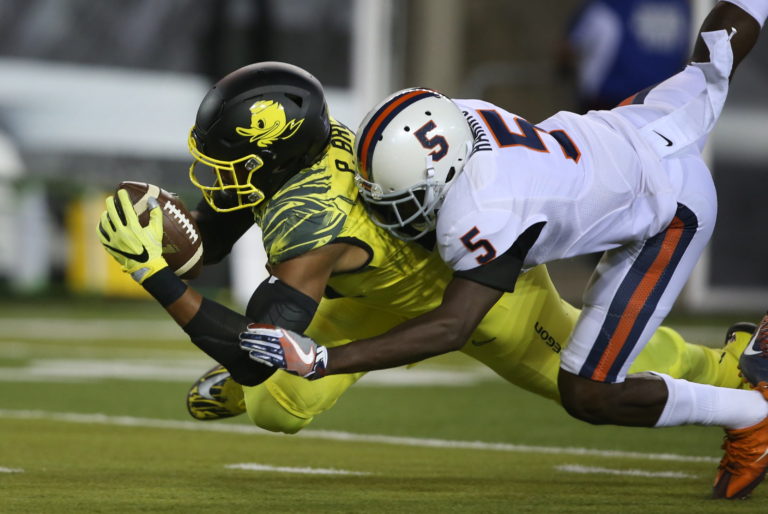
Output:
356,89,438,181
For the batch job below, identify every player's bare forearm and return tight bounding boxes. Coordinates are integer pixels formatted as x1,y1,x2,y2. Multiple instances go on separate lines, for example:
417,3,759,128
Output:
326,312,466,373
692,2,762,77
325,278,503,374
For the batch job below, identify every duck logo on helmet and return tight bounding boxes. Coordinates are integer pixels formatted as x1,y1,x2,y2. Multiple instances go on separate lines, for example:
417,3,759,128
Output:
235,100,304,147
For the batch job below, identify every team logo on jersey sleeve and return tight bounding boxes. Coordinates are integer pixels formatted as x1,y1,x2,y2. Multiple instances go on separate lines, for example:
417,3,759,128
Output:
235,100,304,147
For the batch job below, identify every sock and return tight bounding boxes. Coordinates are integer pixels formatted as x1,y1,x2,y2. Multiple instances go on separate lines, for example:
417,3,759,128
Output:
653,372,768,429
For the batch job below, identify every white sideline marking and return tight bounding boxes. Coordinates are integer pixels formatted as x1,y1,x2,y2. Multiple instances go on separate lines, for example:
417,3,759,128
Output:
556,464,698,479
0,467,24,473
225,463,370,476
0,409,718,464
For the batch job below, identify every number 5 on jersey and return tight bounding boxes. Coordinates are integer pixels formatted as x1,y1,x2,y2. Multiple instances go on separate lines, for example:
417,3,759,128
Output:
460,227,496,264
477,110,581,163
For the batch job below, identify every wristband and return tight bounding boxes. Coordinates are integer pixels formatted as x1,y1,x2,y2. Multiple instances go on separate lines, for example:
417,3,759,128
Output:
142,267,188,306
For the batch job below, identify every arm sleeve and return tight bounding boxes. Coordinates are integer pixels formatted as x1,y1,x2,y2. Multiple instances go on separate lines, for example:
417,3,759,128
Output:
453,222,545,292
183,298,273,386
193,196,255,265
182,276,319,386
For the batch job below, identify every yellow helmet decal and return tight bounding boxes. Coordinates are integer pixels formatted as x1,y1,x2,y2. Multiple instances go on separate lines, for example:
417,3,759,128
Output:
235,100,304,147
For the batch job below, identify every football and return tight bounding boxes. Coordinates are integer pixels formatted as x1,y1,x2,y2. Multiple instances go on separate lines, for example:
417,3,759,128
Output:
116,181,203,280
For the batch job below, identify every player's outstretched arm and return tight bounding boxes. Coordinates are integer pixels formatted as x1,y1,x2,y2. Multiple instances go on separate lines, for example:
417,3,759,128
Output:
692,1,766,77
98,190,370,385
98,190,272,384
240,277,504,377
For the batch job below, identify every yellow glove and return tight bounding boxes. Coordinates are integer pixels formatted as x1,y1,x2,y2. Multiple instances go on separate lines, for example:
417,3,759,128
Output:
97,189,168,283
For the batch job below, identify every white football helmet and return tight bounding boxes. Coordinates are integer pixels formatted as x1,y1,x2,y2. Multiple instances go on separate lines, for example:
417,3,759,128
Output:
355,88,474,240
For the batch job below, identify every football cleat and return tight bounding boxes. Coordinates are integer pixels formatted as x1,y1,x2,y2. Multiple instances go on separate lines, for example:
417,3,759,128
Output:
740,314,768,388
713,383,768,499
712,382,768,500
186,364,246,420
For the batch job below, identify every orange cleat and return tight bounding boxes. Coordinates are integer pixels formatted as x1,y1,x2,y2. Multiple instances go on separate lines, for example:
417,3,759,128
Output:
713,383,768,499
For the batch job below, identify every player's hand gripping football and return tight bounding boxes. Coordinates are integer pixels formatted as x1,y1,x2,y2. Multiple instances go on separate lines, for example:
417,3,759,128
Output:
239,324,328,379
98,189,168,283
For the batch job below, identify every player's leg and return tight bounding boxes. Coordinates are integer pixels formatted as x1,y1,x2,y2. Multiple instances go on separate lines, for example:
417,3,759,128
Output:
557,184,746,424
242,297,408,433
558,173,768,498
242,371,361,433
630,323,752,390
462,264,748,404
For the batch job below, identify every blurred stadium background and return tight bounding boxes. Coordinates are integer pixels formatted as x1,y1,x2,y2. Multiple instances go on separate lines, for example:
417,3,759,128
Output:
0,0,765,311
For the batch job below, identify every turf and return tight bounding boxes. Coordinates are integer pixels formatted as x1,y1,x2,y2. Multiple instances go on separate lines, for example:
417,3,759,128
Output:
1,299,767,513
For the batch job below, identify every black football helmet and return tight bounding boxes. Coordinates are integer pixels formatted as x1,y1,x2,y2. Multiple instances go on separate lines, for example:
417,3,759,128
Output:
188,61,331,212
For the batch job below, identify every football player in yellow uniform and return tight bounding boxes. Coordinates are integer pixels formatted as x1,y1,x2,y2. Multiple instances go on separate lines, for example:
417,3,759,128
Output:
97,61,751,436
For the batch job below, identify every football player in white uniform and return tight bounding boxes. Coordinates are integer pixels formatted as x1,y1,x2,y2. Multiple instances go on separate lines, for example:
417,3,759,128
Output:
240,1,768,500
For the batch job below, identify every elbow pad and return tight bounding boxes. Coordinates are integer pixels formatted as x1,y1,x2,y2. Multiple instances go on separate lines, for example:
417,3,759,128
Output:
245,276,319,333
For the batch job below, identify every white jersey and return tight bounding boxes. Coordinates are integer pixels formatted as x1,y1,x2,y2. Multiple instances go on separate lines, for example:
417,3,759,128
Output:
437,98,680,273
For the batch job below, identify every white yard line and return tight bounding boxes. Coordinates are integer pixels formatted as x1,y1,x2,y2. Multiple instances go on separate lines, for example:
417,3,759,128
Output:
225,463,370,476
0,319,182,340
0,467,24,473
0,409,718,464
555,464,698,479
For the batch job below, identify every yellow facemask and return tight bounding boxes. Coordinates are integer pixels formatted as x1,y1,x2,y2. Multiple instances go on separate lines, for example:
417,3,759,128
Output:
187,130,266,212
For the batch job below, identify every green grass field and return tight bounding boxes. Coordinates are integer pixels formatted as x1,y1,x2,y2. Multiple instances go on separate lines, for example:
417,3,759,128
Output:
1,297,767,513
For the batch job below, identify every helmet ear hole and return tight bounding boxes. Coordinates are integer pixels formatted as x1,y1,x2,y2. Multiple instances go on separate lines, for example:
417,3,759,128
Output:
445,167,456,183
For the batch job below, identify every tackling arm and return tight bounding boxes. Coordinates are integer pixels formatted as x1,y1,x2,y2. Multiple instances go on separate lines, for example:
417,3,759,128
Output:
240,277,503,377
327,277,503,373
239,224,535,377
